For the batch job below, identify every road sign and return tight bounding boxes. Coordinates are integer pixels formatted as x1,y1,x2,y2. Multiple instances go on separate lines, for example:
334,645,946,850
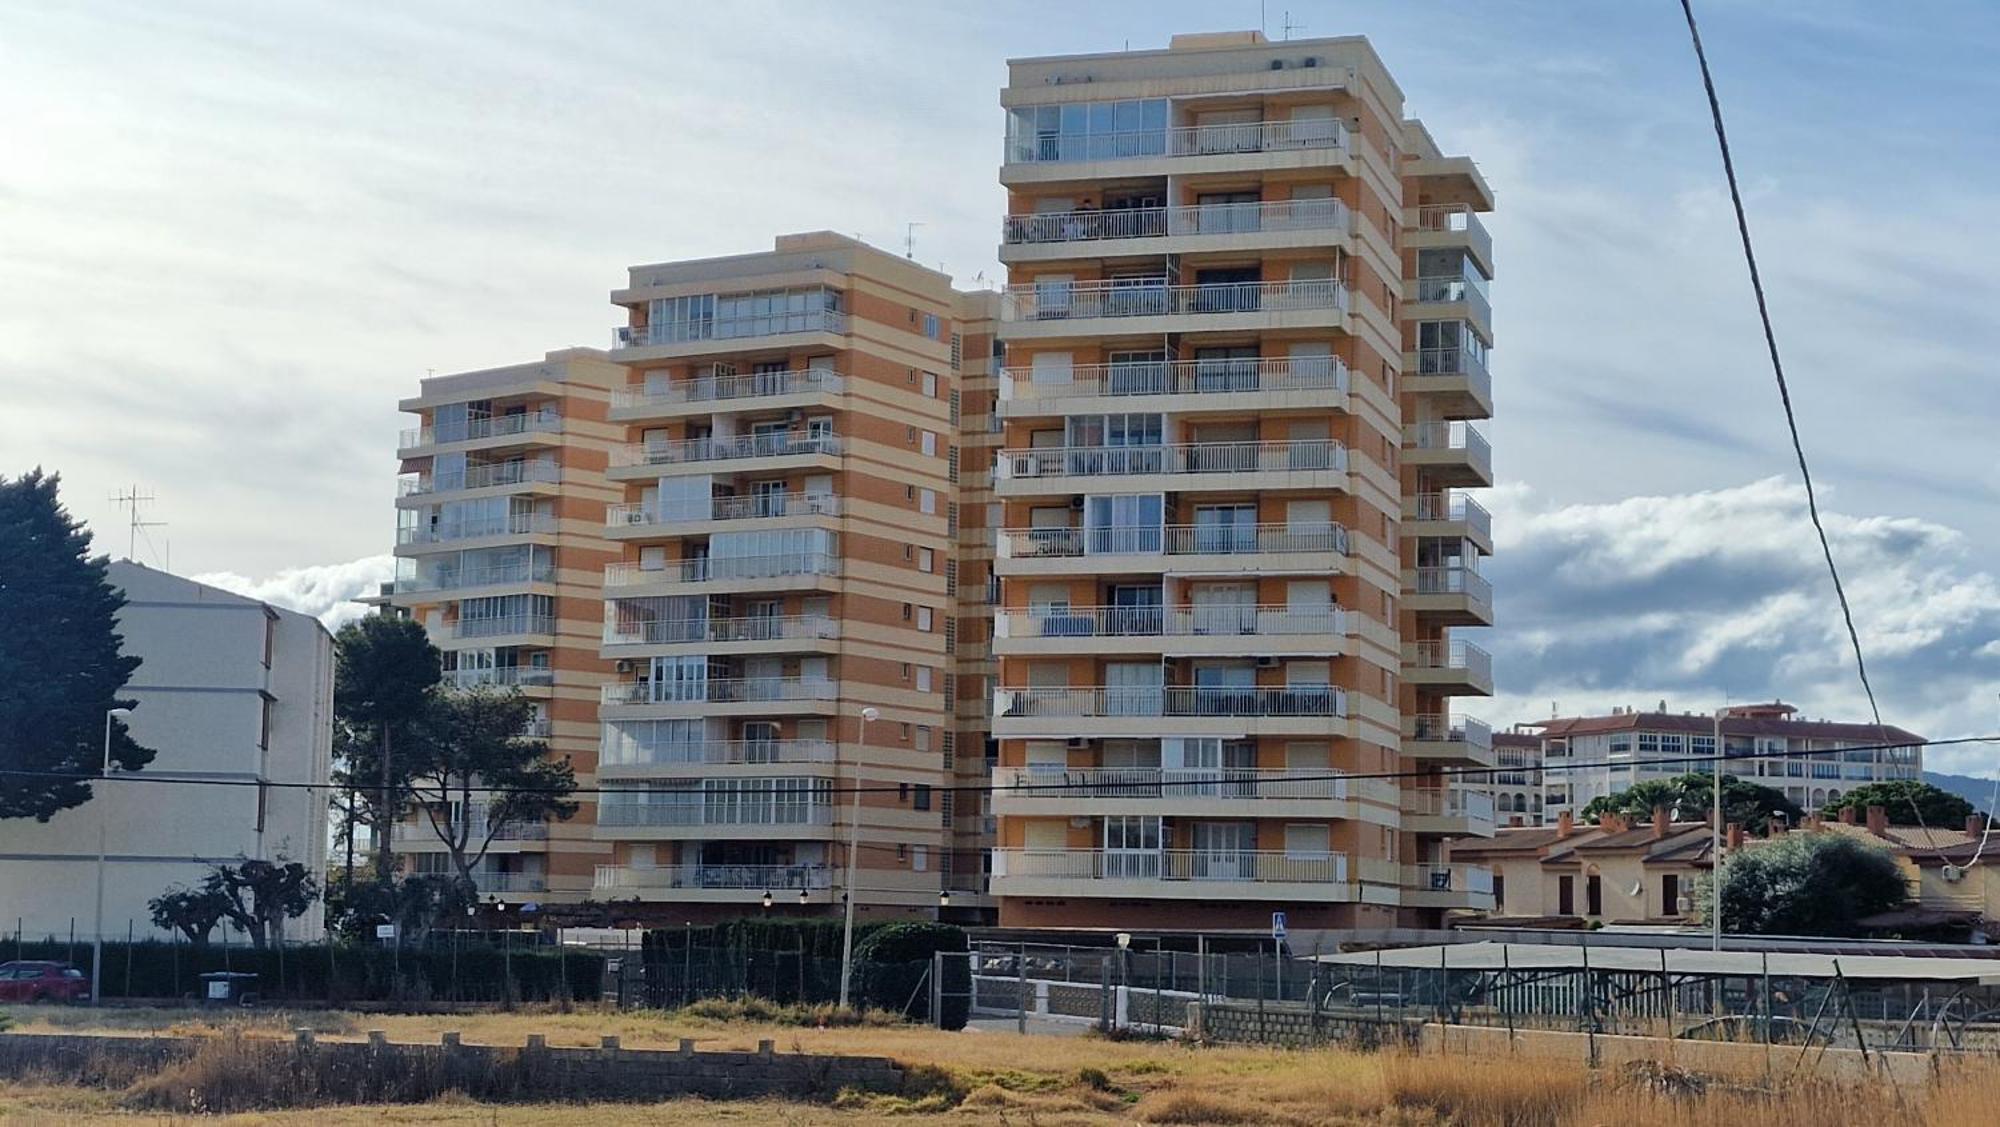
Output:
375,924,398,940
1271,911,1288,941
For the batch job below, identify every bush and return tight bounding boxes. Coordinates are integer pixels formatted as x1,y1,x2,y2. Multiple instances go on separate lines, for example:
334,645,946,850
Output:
638,918,969,1025
1711,832,1910,936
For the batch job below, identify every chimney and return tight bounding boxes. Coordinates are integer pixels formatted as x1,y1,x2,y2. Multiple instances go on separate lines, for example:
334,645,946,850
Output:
1768,817,1787,836
1969,814,1988,836
1726,822,1744,850
1557,810,1574,839
1807,812,1824,831
1602,812,1628,835
1652,804,1671,840
1866,805,1889,836
1838,806,1857,825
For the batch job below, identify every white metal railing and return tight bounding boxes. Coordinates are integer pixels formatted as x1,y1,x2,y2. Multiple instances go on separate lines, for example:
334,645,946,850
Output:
1000,356,1348,402
993,848,1349,885
997,604,1347,641
1006,117,1347,164
996,685,1348,719
612,309,848,349
392,560,555,593
445,666,554,689
1405,420,1492,471
998,765,1348,801
399,411,561,450
478,872,548,893
607,493,841,528
1417,204,1490,243
595,802,834,828
1410,491,1493,542
1403,789,1497,823
603,553,842,588
1409,345,1494,404
1407,712,1494,749
399,460,560,496
450,614,555,640
594,863,832,892
396,513,556,546
1002,197,1351,246
996,440,1347,481
1413,275,1493,327
1412,864,1495,895
611,433,841,469
435,803,550,842
611,369,845,411
521,718,553,738
1407,639,1494,684
1000,522,1350,560
603,614,839,647
1413,566,1493,608
598,739,837,769
601,678,838,707
1001,278,1347,323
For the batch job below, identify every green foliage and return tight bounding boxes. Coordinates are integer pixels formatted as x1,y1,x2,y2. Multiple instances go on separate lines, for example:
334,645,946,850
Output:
1581,772,1802,833
856,922,970,1029
148,885,232,946
403,687,577,895
324,872,470,944
636,918,970,1024
1820,780,1974,827
0,468,153,820
331,614,441,868
204,856,318,949
1709,832,1910,936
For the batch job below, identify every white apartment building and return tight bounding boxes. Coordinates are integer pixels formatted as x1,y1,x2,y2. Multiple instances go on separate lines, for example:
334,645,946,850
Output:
0,562,334,941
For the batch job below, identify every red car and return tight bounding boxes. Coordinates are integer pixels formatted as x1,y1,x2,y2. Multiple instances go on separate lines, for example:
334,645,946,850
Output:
0,961,89,1003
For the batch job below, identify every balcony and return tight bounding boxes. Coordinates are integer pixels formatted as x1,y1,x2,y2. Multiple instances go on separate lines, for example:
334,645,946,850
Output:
1407,205,1493,277
600,677,839,716
1402,789,1497,837
1405,863,1497,910
1404,491,1493,553
1404,347,1494,420
594,863,832,896
603,553,842,594
606,493,840,534
995,440,1347,495
599,738,837,772
995,685,1347,739
390,560,555,596
1404,713,1496,768
610,308,848,352
603,614,840,651
398,411,561,454
399,459,560,499
609,369,845,422
1000,198,1352,259
609,433,841,477
596,801,834,830
1407,275,1493,333
438,803,551,843
1402,639,1495,696
994,604,1349,658
396,513,557,549
990,848,1351,901
1403,421,1493,487
996,522,1349,576
1000,278,1347,337
999,356,1348,414
446,614,555,642
479,872,548,894
992,765,1351,818
1406,566,1495,626
1003,117,1348,175
445,666,554,690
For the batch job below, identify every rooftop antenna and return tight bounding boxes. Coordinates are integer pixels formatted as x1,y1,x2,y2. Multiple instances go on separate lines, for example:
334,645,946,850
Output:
904,221,924,260
1281,10,1305,40
109,485,167,566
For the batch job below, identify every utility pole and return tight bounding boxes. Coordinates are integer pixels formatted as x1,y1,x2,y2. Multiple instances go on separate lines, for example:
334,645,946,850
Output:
1711,706,1725,951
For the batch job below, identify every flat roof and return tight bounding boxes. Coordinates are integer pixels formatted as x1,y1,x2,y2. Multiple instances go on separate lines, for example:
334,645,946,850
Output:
1312,941,2000,983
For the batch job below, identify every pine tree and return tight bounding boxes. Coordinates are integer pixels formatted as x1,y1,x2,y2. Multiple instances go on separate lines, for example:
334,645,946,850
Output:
0,469,153,820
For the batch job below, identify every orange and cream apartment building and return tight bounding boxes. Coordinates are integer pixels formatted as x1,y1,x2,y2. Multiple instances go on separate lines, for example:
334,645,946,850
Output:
380,29,1498,930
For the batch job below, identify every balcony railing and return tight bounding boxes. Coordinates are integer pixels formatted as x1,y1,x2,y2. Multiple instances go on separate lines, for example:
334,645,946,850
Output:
1411,864,1494,895
397,513,556,546
399,411,561,450
612,309,848,349
1409,492,1492,542
1407,639,1494,684
998,604,1347,641
1412,566,1493,607
601,678,838,707
594,863,831,892
604,614,840,647
998,766,1348,801
478,872,548,894
1000,357,1348,402
400,460,560,496
611,433,841,469
434,804,550,841
994,848,1349,885
1405,420,1492,470
1413,274,1493,327
1410,345,1494,404
521,718,553,738
1403,789,1496,822
608,493,840,529
1000,522,1350,560
1002,197,1351,246
596,802,834,828
603,553,842,588
393,560,555,593
450,614,555,640
1407,713,1494,749
997,685,1348,720
445,667,554,690
612,369,844,411
996,440,1347,481
599,738,837,769
1006,117,1347,164
1001,278,1347,323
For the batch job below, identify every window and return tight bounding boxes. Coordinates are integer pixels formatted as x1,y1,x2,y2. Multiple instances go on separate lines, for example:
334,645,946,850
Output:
916,666,934,693
921,431,937,457
918,548,934,573
916,725,933,752
919,489,937,514
923,314,941,340
1661,873,1681,917
261,611,277,668
917,607,934,632
902,603,913,621
903,544,914,560
922,371,939,397
914,784,933,811
258,697,273,750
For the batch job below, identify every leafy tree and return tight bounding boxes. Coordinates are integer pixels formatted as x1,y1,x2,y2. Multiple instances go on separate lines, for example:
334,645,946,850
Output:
0,469,154,820
1820,780,1974,827
325,871,468,944
331,615,440,877
404,688,576,898
147,885,232,946
1704,832,1909,936
205,856,318,948
1580,772,1802,834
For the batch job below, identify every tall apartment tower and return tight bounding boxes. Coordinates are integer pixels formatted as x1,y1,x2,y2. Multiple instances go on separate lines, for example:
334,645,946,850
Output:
589,233,970,922
989,31,1497,929
387,350,627,899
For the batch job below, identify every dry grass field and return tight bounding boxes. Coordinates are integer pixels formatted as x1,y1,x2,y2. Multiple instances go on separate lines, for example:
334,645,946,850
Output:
0,1003,1995,1124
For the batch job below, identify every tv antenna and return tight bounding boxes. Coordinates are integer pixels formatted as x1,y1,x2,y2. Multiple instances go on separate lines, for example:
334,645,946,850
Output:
905,221,925,260
1281,10,1305,40
110,485,169,568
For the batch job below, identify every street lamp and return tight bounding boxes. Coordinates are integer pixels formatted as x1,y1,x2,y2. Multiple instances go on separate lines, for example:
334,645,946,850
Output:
91,707,133,1006
838,706,879,1011
762,889,774,911
1711,707,1727,952
938,889,951,910
798,887,810,906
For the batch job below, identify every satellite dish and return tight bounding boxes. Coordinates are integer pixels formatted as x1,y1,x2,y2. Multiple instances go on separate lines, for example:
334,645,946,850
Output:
1628,880,1644,898
1943,865,1966,884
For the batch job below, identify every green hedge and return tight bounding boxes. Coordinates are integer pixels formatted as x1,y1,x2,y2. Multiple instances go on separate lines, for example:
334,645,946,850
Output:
636,919,968,1027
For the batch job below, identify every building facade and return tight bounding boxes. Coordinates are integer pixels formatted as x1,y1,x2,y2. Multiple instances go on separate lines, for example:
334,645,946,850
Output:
0,562,333,941
987,30,1497,929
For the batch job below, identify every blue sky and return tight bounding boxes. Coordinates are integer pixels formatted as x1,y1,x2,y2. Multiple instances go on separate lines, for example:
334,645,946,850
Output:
3,1,1996,764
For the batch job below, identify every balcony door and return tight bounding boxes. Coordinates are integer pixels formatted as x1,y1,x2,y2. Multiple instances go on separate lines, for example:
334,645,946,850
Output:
1192,345,1259,392
1105,584,1162,636
1193,190,1261,235
1193,503,1257,553
1104,661,1164,717
649,656,707,704
1191,822,1255,880
1085,494,1162,554
1101,815,1162,879
1191,583,1256,635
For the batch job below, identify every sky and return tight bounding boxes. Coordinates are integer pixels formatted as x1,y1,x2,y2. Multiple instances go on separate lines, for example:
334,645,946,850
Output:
3,1,1997,768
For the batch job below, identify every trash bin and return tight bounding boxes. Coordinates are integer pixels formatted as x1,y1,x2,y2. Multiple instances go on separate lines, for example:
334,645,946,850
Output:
199,971,259,1007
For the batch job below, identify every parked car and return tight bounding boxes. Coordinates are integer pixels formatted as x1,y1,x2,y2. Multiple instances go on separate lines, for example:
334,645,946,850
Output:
0,961,88,1003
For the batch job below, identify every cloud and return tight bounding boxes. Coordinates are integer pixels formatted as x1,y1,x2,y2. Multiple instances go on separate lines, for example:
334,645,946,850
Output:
1481,478,2000,775
191,555,393,631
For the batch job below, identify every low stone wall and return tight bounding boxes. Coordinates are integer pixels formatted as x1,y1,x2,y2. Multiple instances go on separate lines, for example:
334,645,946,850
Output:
1422,1024,1932,1085
0,1030,903,1104
1188,1000,1419,1048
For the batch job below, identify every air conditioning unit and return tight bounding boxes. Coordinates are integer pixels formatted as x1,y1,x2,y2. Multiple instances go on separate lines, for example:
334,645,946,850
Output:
1069,496,1085,509
615,659,633,674
1943,864,1966,884
1065,737,1091,750
1302,57,1320,68
1255,656,1280,669
787,409,805,423
1269,59,1285,70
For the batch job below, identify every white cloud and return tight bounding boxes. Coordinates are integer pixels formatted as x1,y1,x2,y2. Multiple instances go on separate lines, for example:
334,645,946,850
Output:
191,555,392,631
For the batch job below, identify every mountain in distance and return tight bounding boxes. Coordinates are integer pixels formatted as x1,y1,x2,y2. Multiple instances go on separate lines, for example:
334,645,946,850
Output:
1925,770,2000,811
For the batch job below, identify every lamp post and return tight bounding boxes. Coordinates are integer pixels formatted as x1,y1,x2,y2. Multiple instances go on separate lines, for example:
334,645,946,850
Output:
838,706,879,1010
91,707,133,1006
1711,707,1725,952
